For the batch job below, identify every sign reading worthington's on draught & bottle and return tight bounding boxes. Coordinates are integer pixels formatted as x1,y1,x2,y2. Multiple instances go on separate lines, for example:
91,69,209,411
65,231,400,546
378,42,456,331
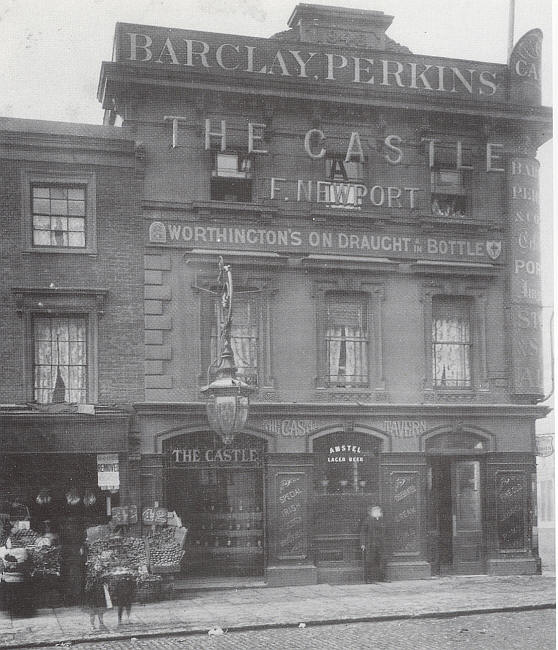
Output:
148,219,503,264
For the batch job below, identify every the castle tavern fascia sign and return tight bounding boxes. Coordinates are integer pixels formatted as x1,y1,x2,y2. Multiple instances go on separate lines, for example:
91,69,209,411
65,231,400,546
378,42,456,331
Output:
114,23,506,102
148,219,502,264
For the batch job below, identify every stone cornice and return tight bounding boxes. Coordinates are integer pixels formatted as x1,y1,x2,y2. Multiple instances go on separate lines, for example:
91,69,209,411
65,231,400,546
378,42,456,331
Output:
98,62,552,133
132,401,550,419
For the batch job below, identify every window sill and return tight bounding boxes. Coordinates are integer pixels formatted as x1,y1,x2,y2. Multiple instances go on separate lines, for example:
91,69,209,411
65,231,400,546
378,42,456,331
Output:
416,214,492,231
23,246,97,256
192,200,277,216
423,388,478,402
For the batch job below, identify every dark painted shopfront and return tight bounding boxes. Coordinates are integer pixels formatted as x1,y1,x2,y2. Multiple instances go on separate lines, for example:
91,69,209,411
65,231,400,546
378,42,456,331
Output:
98,4,551,584
0,407,131,600
135,406,541,584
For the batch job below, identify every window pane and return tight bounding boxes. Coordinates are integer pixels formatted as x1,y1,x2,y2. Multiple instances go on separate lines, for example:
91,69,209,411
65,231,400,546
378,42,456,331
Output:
217,153,239,173
50,187,67,200
32,186,50,198
33,198,51,214
33,316,87,404
68,200,85,216
33,215,50,230
33,231,51,246
68,217,85,231
67,188,85,200
68,232,85,247
50,199,68,215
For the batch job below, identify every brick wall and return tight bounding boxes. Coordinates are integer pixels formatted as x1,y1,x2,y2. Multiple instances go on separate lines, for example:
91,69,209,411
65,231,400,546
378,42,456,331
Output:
0,139,144,406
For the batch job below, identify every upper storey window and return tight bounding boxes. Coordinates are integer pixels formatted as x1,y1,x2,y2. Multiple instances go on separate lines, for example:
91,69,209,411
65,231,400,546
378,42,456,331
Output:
429,145,472,219
432,296,472,389
324,294,368,388
211,152,252,202
33,314,88,404
324,156,364,210
32,185,86,248
22,170,97,254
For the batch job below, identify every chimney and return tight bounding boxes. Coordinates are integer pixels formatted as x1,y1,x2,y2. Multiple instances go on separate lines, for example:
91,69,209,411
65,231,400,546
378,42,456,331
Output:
287,3,394,50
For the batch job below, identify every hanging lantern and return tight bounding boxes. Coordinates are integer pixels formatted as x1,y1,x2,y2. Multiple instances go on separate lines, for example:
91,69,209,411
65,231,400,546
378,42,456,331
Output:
65,488,81,506
200,258,254,445
202,377,252,445
36,490,52,506
83,490,97,507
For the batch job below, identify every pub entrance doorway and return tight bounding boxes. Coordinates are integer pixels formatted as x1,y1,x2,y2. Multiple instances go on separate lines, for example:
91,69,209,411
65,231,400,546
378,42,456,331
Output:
163,432,266,578
427,456,486,575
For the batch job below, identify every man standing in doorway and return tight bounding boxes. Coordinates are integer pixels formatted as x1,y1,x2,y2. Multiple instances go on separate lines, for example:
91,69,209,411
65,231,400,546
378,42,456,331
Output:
360,505,385,582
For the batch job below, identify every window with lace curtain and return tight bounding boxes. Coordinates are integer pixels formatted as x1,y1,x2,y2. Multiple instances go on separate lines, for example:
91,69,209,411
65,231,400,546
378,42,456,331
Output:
432,296,472,389
209,294,259,386
324,296,368,387
33,315,88,404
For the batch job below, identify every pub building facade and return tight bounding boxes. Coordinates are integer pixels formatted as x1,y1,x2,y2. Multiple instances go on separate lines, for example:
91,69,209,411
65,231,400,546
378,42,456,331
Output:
0,119,144,600
0,3,547,589
97,4,552,584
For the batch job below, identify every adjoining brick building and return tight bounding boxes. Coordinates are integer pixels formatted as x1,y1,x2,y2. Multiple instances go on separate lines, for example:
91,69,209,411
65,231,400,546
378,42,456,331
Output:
0,3,552,590
0,118,144,599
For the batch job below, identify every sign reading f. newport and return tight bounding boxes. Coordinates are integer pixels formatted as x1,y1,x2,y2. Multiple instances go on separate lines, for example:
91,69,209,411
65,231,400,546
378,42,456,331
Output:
113,23,507,102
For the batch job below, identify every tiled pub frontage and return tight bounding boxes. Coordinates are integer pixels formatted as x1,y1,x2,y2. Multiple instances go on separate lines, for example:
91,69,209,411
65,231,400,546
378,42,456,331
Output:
135,404,541,584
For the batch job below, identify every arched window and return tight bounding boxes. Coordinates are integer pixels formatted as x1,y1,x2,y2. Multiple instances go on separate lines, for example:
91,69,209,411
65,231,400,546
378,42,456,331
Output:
313,432,381,494
425,431,486,454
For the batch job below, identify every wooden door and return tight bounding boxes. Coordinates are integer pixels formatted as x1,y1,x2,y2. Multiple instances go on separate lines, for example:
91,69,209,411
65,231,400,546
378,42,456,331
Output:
451,460,485,574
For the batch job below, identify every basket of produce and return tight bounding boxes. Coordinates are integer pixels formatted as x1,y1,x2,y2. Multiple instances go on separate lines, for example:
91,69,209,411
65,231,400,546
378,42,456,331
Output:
8,529,39,548
135,574,163,603
29,545,61,577
86,535,147,574
147,528,185,573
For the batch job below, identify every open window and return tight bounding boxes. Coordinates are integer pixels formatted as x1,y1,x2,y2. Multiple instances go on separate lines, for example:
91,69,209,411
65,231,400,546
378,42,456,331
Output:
429,145,471,219
210,152,253,202
323,156,364,210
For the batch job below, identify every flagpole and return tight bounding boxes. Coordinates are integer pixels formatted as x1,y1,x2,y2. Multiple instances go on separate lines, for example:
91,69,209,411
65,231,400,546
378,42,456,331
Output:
507,0,516,59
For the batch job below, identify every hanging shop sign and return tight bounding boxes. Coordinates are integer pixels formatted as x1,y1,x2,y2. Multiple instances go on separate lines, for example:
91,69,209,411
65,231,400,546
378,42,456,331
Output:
97,453,120,491
113,23,507,102
148,219,503,265
112,505,138,525
142,507,155,525
170,446,260,464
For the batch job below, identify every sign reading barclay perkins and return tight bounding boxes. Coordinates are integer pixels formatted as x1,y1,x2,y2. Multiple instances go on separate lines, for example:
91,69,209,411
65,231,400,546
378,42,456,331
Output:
113,23,506,102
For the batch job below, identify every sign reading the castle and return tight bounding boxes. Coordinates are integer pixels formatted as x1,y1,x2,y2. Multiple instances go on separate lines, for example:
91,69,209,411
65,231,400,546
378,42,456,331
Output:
114,23,507,102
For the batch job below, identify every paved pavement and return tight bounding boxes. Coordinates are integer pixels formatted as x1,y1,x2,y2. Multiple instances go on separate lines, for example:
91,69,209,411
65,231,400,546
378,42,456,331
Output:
47,610,557,650
0,574,554,648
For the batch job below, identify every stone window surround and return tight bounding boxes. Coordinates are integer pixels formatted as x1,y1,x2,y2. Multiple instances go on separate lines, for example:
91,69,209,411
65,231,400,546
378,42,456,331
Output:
421,279,489,395
21,169,97,255
12,287,107,404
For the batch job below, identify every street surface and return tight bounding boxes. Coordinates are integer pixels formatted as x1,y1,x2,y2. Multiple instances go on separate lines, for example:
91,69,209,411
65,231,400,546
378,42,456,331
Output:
35,609,555,649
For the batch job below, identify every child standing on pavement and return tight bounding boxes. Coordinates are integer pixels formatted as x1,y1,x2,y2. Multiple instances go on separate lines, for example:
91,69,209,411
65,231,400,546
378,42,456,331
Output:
84,571,108,631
